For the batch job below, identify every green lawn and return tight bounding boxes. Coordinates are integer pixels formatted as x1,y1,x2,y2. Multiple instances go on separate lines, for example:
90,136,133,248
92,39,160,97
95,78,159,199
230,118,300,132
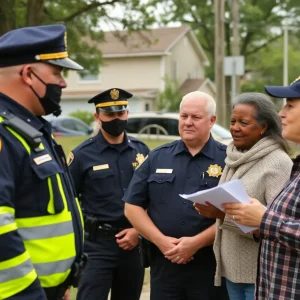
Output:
56,136,171,155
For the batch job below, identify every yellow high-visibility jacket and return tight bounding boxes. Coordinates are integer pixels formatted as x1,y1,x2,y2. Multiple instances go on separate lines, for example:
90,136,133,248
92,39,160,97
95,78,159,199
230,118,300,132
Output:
0,97,84,300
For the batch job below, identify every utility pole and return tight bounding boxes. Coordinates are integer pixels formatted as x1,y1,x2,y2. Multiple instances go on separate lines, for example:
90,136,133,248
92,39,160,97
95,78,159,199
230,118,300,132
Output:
214,0,226,127
283,25,289,86
232,0,240,96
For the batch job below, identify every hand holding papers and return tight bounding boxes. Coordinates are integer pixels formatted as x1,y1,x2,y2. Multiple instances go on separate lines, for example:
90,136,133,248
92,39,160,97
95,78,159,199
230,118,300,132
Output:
180,179,258,233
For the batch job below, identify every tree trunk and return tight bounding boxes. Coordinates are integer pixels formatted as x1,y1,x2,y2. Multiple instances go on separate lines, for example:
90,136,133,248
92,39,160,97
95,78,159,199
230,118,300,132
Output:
26,0,45,26
0,0,16,36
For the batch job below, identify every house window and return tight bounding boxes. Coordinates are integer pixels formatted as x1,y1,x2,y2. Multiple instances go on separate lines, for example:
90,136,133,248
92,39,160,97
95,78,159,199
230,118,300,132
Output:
145,103,150,111
79,72,100,83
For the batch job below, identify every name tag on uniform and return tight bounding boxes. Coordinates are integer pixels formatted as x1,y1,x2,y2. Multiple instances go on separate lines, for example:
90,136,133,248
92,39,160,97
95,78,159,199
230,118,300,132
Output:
156,169,173,174
33,154,52,165
93,164,109,171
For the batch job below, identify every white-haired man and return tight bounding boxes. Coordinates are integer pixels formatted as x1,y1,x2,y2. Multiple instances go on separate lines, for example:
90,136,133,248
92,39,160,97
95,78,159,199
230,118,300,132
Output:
123,91,229,299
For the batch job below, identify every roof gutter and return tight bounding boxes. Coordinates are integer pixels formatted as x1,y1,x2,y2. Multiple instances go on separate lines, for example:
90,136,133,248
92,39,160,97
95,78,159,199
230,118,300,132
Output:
103,52,171,58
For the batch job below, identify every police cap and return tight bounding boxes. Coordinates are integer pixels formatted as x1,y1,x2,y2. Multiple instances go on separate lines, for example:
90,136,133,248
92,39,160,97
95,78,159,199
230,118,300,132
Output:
265,76,300,99
88,88,133,112
0,24,83,70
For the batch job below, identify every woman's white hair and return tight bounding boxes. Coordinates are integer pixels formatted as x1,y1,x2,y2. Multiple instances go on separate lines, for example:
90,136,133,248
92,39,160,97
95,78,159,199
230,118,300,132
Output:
180,91,216,117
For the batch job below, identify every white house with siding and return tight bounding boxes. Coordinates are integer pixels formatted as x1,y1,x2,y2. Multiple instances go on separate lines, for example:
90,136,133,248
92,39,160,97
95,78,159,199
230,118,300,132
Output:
61,25,215,115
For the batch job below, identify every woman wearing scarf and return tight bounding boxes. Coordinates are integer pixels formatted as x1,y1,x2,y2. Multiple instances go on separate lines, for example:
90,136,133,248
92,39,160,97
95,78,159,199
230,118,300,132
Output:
194,92,292,300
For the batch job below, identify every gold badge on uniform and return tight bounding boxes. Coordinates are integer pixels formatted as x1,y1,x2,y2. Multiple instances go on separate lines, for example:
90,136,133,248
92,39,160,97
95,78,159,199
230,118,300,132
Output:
110,89,119,100
132,154,147,169
206,164,222,178
67,152,74,166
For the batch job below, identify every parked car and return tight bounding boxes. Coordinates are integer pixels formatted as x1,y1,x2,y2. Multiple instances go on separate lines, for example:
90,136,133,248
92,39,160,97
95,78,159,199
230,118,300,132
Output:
126,112,232,145
44,115,93,137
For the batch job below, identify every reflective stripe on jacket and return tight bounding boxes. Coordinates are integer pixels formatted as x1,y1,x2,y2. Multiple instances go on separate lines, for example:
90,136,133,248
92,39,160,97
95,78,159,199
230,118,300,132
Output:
0,117,83,299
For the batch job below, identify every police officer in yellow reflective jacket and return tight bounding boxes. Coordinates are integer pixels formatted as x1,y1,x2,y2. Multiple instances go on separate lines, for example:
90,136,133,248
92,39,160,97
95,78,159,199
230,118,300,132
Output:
0,25,84,300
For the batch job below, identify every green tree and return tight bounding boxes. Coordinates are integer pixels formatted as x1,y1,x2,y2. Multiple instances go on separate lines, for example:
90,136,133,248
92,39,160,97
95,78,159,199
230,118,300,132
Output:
0,0,156,73
148,0,300,82
157,76,183,112
147,0,300,123
69,110,95,126
241,34,300,92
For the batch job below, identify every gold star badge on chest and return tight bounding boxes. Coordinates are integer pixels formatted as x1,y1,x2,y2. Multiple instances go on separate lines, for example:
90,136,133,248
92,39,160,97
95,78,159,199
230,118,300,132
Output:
206,164,222,178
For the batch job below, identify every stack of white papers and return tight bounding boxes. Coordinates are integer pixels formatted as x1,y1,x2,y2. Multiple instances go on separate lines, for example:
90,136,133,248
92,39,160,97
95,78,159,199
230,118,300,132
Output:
180,179,258,233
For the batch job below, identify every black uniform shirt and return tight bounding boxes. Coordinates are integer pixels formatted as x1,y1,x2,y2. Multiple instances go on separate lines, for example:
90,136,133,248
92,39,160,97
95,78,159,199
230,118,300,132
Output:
69,130,149,227
123,137,226,237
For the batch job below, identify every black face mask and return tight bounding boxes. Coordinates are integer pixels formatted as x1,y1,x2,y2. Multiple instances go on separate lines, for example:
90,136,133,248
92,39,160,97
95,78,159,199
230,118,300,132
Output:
101,118,127,137
30,71,62,116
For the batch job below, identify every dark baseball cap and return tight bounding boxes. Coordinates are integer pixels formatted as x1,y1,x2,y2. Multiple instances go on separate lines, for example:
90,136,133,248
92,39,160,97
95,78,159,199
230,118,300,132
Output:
265,77,300,98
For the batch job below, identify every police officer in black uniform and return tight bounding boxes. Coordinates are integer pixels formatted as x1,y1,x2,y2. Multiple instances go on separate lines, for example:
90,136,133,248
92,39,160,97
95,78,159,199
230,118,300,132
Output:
124,91,229,300
0,25,84,300
68,88,149,300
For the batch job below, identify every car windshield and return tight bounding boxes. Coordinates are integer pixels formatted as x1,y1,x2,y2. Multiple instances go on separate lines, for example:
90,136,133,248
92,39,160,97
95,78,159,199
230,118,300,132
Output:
212,124,232,139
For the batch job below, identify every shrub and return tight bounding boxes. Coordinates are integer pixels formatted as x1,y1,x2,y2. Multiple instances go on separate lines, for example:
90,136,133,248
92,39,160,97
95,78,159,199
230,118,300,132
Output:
69,110,94,126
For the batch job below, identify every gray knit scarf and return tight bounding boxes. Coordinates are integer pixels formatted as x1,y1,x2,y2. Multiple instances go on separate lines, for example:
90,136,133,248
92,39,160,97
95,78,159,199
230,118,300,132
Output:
219,137,282,184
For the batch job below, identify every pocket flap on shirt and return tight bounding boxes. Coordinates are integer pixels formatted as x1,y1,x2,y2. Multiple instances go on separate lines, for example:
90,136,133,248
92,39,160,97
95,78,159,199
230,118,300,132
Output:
90,168,114,179
147,173,175,184
201,177,218,188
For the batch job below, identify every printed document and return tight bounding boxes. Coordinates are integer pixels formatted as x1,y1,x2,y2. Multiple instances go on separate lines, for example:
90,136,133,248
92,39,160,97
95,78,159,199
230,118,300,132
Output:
180,179,258,233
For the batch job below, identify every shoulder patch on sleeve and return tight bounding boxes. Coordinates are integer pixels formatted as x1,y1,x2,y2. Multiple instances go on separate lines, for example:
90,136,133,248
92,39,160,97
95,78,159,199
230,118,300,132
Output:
67,152,74,166
135,154,148,170
152,140,176,153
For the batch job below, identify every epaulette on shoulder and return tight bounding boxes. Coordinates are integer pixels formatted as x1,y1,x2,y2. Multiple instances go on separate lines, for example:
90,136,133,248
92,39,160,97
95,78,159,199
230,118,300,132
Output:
216,140,227,151
73,136,96,153
127,135,145,144
152,140,177,153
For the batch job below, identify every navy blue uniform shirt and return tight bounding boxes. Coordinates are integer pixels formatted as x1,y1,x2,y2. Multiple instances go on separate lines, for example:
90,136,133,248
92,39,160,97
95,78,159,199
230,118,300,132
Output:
0,92,83,298
0,92,83,243
123,137,226,237
69,130,149,227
